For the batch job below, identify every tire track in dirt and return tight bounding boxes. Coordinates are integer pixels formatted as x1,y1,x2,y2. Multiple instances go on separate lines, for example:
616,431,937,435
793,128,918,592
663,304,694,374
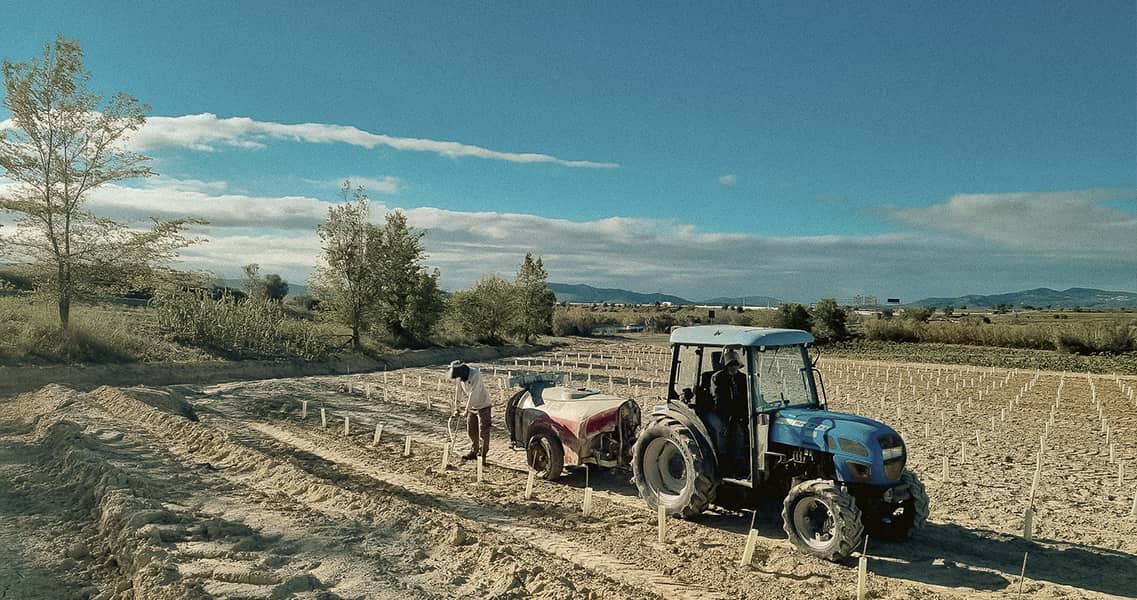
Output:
243,421,729,600
87,385,674,600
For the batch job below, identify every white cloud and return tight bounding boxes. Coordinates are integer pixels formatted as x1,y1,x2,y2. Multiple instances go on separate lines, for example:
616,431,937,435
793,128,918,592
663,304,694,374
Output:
718,174,737,186
142,176,229,194
341,176,400,195
884,189,1137,257
2,177,1133,300
129,113,619,169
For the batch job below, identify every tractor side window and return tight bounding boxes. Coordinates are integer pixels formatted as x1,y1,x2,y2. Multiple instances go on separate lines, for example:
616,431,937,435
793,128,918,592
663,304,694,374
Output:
673,345,702,403
755,345,813,408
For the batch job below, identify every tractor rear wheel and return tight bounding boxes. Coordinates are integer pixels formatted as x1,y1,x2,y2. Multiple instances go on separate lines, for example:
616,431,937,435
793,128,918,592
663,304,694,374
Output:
526,432,564,481
632,419,717,519
781,479,864,561
871,469,929,540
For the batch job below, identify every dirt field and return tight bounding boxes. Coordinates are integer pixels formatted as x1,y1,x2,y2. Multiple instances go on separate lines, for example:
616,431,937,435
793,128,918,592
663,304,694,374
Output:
2,340,1135,599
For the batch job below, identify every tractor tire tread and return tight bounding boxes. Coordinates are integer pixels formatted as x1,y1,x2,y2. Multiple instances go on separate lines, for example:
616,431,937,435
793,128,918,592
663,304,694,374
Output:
781,478,864,562
632,417,717,519
904,469,930,531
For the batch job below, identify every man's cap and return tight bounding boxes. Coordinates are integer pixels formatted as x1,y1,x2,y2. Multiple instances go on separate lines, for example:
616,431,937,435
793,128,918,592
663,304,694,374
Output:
447,360,466,379
723,349,741,367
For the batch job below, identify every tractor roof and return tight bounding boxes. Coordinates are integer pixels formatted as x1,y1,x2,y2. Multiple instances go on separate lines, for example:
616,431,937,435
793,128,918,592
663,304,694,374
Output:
669,325,814,347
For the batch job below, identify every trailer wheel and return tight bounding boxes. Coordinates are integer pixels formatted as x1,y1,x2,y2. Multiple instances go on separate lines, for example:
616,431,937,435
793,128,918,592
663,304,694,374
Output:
782,479,864,561
527,431,564,481
632,419,717,519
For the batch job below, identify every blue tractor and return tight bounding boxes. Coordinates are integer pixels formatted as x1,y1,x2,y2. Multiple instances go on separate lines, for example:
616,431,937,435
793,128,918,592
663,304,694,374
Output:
631,325,928,561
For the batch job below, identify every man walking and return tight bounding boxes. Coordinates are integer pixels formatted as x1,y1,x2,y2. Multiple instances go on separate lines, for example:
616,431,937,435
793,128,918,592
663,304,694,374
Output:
448,360,493,460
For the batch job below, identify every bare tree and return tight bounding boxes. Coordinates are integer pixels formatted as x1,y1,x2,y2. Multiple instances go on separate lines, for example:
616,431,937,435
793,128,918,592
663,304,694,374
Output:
0,37,199,328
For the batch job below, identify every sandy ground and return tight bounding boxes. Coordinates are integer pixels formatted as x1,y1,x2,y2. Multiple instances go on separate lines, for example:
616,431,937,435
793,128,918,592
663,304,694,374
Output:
1,339,1134,599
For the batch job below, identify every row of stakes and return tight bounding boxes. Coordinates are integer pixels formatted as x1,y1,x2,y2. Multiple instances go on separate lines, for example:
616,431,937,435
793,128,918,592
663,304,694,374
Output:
311,368,1082,595
352,365,1137,529
295,397,816,579
325,363,1129,594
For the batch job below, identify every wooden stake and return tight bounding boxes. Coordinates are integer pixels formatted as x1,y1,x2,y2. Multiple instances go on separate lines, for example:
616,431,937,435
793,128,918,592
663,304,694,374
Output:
658,505,668,544
739,510,759,567
343,416,350,436
372,423,383,446
582,487,594,516
942,455,949,481
477,456,485,483
856,536,869,600
856,554,868,600
1023,507,1033,542
440,443,450,471
320,408,327,429
403,435,412,457
1017,552,1029,598
524,469,536,499
301,400,308,419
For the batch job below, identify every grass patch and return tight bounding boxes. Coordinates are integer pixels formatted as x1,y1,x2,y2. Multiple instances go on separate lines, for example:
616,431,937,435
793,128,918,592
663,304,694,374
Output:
0,296,207,364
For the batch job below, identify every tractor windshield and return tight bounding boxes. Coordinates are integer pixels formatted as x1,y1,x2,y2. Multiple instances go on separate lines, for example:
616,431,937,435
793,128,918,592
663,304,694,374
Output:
751,344,816,410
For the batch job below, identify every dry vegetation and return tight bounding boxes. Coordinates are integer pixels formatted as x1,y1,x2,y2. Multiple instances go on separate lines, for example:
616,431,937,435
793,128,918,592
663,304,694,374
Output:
2,338,1134,599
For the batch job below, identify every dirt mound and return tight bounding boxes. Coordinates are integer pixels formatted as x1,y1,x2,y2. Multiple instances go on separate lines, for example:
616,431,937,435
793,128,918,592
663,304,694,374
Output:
120,386,199,421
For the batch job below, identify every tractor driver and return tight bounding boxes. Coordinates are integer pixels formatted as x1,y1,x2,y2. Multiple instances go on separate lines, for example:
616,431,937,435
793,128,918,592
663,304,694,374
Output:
709,348,749,476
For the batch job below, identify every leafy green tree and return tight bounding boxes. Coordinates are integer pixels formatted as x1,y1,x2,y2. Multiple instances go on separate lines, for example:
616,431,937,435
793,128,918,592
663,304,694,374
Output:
449,274,514,344
242,263,289,302
264,273,289,301
512,253,555,342
310,183,378,350
810,298,849,342
371,210,444,345
774,303,812,331
0,37,199,328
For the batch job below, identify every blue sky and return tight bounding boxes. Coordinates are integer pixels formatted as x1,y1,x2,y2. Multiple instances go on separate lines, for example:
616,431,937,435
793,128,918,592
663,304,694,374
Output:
2,1,1135,302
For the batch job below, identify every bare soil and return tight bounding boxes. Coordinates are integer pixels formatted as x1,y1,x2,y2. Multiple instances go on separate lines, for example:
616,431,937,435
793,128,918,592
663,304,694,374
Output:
2,340,1134,599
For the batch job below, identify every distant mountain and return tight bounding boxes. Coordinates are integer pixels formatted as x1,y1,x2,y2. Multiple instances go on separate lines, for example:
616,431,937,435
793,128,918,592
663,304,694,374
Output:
548,282,691,305
701,295,782,307
911,287,1137,309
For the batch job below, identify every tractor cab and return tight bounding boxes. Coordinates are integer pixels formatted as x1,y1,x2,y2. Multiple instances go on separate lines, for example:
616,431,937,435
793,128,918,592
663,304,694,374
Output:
667,326,820,484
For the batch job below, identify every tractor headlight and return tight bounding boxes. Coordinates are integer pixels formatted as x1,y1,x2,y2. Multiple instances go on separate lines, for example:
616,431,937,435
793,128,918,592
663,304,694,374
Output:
881,446,904,461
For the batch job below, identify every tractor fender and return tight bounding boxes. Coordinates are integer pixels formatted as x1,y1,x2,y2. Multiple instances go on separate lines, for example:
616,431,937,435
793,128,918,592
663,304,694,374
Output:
646,402,719,473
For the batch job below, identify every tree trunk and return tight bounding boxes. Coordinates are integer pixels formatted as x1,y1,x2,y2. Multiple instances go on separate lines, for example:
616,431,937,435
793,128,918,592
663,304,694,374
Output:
58,263,71,330
351,322,360,350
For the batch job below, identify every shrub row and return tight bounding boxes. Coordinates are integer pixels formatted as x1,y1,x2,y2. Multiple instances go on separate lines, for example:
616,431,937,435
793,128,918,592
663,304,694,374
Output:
862,319,1136,354
155,292,333,360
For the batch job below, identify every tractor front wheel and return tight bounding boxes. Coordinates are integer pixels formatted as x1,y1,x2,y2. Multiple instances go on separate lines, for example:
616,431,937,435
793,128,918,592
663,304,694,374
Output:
526,432,564,481
632,419,717,519
782,479,864,561
871,469,929,540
